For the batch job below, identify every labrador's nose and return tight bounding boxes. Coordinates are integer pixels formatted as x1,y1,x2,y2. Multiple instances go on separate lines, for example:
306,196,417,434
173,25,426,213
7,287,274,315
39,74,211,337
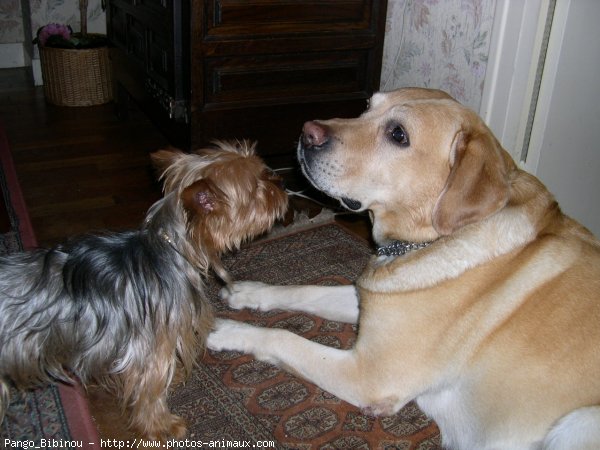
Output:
302,121,329,148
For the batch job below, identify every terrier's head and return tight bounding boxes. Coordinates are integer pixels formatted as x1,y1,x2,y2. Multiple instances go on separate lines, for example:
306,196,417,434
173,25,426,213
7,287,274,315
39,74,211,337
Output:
151,140,288,279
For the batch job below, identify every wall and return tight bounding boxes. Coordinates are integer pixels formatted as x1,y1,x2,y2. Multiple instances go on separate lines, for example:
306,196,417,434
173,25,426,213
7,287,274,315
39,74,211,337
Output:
28,0,106,36
0,0,24,45
0,0,27,68
0,0,106,78
380,0,496,112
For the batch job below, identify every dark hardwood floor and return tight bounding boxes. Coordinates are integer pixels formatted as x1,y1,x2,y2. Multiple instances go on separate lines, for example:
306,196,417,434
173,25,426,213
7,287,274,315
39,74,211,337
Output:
0,67,371,247
0,67,168,247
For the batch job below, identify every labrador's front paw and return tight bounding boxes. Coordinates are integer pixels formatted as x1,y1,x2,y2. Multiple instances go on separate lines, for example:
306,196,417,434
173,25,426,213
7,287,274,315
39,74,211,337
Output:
219,281,272,310
207,318,255,352
207,318,281,365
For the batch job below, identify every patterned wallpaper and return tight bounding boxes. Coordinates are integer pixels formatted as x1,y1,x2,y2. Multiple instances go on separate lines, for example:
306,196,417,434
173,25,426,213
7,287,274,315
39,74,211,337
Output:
381,0,497,111
0,0,105,45
0,0,24,44
28,0,106,37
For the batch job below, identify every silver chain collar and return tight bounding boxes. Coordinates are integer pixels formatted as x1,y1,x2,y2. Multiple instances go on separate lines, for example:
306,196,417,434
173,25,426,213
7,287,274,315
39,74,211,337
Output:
376,240,433,257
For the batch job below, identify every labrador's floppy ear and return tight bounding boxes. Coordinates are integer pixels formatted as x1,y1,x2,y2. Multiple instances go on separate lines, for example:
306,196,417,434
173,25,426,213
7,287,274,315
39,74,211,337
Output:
432,130,511,236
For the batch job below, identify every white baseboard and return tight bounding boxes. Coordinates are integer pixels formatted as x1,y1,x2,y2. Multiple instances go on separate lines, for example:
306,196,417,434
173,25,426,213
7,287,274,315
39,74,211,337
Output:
32,58,43,86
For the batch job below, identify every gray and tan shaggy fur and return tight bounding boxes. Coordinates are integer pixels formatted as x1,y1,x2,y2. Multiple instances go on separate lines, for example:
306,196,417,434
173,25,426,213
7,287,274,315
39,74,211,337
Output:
0,140,288,439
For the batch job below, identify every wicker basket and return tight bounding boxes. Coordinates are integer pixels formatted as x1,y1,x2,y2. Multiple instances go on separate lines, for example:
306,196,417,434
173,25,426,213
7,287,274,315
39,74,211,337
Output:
39,43,114,107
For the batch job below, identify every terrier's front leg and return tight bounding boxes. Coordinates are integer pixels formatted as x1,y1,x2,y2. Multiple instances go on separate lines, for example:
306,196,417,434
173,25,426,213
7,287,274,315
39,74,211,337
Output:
221,282,359,323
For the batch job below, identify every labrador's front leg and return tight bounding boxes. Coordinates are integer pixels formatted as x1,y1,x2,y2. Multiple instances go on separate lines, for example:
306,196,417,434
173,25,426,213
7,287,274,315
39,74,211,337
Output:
207,318,366,407
221,282,359,324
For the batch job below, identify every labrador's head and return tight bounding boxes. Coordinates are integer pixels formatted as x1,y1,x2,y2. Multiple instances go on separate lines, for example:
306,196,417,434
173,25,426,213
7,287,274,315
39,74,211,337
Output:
298,88,515,245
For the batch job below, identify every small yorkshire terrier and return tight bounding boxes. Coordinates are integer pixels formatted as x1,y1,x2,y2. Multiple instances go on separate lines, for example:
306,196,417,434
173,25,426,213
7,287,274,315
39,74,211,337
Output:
0,141,288,439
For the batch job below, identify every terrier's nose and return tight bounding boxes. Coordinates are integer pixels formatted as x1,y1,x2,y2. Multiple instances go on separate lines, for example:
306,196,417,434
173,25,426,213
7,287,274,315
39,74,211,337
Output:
302,121,329,147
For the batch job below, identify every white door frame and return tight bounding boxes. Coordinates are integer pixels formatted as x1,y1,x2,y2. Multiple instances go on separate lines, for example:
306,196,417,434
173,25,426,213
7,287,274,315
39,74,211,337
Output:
521,0,572,175
479,0,553,167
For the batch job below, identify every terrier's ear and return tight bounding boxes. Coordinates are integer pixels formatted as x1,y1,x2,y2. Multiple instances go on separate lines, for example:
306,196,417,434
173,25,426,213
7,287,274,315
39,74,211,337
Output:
432,130,511,236
150,147,184,175
181,179,224,216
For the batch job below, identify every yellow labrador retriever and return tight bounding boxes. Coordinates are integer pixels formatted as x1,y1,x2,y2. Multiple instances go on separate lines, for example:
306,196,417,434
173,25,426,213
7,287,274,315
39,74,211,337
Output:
207,88,600,450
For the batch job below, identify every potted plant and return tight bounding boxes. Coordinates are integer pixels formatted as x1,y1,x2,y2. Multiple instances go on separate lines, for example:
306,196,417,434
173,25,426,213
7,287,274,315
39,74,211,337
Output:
34,0,113,106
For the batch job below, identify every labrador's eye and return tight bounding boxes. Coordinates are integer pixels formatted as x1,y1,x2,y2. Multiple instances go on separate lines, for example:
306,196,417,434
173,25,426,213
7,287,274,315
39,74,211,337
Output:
391,125,410,147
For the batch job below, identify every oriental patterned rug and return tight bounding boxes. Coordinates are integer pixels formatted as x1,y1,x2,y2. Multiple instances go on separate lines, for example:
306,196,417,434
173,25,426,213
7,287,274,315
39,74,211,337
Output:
0,120,99,448
171,223,441,449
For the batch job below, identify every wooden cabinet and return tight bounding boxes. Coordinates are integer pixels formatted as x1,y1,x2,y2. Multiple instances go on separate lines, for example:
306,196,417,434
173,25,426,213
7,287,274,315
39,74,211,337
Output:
107,0,387,167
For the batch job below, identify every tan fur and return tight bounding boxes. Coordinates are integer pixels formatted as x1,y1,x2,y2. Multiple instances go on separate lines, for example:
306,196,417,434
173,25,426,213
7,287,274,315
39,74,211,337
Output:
208,89,600,449
152,140,288,284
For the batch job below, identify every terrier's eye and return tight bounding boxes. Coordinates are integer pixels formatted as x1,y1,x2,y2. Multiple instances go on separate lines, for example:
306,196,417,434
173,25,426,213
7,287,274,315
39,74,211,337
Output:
390,125,409,147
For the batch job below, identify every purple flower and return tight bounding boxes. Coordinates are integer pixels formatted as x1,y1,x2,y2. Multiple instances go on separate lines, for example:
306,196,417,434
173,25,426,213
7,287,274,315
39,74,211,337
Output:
37,23,72,46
